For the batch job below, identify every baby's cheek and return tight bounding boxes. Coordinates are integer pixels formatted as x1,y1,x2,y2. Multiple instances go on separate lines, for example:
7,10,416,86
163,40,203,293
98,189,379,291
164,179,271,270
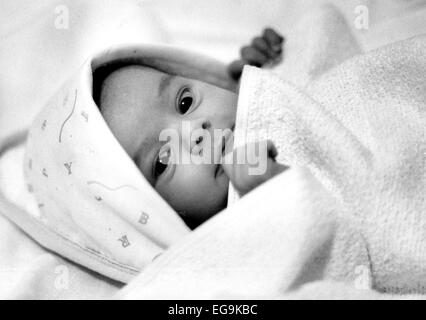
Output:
157,166,228,223
186,175,228,216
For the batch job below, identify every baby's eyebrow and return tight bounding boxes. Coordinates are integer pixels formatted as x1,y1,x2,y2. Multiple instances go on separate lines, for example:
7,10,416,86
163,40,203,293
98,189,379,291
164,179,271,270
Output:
157,74,175,98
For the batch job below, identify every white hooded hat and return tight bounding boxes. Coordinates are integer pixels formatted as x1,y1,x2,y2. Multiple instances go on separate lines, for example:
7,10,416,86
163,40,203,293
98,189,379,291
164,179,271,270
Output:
23,44,237,283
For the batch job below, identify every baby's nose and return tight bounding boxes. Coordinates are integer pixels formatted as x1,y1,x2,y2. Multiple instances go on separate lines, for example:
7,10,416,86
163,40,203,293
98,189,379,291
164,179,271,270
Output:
190,119,211,155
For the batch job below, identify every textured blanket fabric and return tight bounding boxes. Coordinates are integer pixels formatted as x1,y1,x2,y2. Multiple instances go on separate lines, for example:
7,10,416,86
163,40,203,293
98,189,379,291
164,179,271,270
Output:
119,35,426,300
117,166,373,299
233,34,426,294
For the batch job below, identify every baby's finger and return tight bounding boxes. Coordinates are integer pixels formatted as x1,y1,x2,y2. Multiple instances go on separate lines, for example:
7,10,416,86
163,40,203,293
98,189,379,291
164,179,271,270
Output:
227,59,246,80
263,28,284,45
263,28,284,53
251,37,270,57
240,46,268,67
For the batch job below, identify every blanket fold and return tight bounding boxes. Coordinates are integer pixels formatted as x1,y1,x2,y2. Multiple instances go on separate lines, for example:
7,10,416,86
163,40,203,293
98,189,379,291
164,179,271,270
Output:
232,34,426,293
118,166,370,299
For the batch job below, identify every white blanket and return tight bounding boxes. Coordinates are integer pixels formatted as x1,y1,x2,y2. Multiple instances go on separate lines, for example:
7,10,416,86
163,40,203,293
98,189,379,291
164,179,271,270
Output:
0,4,425,299
232,32,426,293
119,35,426,300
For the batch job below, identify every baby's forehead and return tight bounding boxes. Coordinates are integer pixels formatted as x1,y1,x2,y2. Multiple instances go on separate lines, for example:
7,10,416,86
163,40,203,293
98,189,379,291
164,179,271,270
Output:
100,65,169,109
94,64,166,110
104,65,167,86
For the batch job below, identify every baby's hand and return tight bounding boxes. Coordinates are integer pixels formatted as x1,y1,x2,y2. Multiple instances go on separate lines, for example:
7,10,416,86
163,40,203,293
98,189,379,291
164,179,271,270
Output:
228,28,285,80
222,140,288,196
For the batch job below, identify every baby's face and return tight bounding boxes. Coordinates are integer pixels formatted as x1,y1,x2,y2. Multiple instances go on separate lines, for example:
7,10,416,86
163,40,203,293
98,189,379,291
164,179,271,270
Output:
100,65,237,228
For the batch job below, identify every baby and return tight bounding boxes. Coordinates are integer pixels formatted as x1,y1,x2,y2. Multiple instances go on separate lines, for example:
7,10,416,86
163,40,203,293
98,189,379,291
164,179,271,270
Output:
19,7,426,292
96,29,287,229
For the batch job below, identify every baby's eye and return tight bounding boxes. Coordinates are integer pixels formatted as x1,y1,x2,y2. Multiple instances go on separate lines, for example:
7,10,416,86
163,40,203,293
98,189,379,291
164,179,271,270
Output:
154,146,171,178
176,87,194,114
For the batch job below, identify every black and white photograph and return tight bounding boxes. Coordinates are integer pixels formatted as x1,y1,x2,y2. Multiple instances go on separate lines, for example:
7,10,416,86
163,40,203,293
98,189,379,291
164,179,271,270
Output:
0,0,426,303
